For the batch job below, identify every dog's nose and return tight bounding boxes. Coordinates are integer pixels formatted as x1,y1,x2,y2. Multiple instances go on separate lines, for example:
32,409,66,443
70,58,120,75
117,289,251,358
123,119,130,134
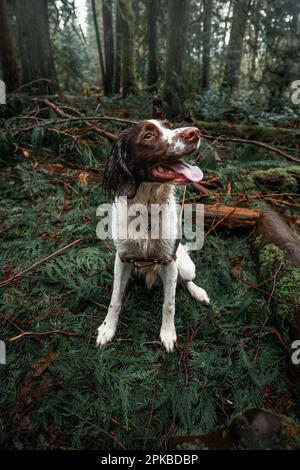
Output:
182,127,200,143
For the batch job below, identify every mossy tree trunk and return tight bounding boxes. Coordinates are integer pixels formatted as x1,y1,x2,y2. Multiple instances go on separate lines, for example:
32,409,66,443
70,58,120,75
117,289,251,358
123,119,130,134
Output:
91,0,106,92
202,0,213,90
15,0,57,93
0,0,20,93
102,0,114,94
113,0,122,94
192,119,300,147
146,0,158,89
220,0,250,95
120,0,137,97
163,0,189,118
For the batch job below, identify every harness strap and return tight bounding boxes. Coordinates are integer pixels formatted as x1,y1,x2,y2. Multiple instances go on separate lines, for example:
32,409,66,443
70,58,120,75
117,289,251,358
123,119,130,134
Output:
119,238,180,270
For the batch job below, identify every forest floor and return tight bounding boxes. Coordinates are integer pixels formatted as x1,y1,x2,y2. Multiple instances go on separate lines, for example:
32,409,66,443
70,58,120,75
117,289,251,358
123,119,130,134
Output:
0,93,300,450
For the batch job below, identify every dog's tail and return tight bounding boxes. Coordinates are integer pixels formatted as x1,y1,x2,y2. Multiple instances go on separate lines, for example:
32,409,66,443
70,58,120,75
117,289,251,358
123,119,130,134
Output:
146,271,158,289
177,244,210,305
185,281,210,304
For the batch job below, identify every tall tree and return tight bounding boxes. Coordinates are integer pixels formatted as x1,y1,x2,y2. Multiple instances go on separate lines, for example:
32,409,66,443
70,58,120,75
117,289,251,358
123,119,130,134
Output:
120,0,137,97
91,0,106,91
163,0,189,117
0,0,20,92
220,0,251,94
146,0,158,88
249,0,261,81
113,0,122,94
102,0,114,94
202,0,213,90
15,0,56,93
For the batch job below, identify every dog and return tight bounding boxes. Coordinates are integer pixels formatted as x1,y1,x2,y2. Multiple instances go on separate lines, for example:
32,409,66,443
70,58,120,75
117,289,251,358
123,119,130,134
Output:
96,119,210,352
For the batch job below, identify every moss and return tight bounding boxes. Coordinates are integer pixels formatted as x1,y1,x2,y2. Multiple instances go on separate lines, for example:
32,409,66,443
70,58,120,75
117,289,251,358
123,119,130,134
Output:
254,166,300,177
235,176,257,192
236,166,300,193
280,176,298,192
259,243,284,279
255,240,300,324
276,269,300,321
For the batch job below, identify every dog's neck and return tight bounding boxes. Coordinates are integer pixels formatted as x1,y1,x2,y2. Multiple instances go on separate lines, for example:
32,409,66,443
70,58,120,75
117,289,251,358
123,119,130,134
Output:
128,182,175,206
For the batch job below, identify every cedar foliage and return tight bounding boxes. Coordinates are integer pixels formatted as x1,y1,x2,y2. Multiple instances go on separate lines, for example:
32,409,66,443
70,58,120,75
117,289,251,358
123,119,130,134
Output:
0,95,299,450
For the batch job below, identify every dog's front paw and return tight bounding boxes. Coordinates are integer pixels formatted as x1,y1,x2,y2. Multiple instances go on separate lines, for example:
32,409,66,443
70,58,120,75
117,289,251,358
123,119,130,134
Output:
160,326,177,353
96,321,117,348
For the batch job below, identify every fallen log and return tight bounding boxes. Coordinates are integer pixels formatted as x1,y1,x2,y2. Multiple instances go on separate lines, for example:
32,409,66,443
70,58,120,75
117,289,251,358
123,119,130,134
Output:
253,206,300,340
251,169,300,190
196,204,262,229
192,119,300,147
255,207,300,267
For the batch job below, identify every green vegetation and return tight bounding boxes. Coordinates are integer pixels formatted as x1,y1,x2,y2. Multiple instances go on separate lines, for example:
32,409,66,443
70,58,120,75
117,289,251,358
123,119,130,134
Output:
1,95,299,450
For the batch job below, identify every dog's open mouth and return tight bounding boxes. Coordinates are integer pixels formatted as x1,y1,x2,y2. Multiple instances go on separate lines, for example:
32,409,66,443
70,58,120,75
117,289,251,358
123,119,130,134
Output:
151,161,203,184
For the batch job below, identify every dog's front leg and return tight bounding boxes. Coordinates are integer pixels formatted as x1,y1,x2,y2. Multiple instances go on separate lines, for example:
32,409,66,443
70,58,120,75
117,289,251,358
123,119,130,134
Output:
96,254,131,348
159,262,178,352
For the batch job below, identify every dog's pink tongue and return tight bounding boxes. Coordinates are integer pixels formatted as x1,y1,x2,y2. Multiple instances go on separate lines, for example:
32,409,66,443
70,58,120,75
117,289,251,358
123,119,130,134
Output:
166,162,203,182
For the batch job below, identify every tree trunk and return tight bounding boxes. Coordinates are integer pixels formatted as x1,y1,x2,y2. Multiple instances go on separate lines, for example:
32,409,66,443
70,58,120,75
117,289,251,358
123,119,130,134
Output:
15,0,56,93
220,0,250,94
249,0,260,81
113,0,122,94
102,0,114,94
0,0,20,93
91,0,106,92
120,0,137,97
202,0,213,90
146,0,158,89
163,0,189,118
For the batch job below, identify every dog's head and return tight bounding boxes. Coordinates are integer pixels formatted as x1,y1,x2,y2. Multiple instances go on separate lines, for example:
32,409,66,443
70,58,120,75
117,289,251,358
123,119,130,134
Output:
102,119,203,198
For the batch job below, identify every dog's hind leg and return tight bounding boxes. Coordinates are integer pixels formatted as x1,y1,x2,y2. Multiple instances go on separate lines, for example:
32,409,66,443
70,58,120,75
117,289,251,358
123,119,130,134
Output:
177,244,210,305
96,254,131,348
159,261,178,352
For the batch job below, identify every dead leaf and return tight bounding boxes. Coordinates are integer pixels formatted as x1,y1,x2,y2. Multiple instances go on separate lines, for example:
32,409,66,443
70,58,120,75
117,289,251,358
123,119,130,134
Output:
79,172,90,184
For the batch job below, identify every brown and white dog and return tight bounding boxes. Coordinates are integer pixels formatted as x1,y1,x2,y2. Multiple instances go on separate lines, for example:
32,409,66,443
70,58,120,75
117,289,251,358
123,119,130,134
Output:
96,119,210,352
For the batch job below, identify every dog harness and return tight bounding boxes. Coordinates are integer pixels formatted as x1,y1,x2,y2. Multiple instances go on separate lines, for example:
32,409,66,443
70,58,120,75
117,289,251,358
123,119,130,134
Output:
118,188,185,271
119,238,180,270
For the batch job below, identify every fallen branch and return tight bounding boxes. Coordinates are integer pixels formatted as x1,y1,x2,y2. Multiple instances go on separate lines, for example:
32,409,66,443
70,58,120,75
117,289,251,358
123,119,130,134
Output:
200,132,300,163
0,238,83,288
9,329,81,342
8,78,51,96
37,98,117,142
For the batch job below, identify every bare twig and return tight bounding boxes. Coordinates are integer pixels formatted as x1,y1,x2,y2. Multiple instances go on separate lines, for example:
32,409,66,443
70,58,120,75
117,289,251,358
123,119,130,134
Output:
0,238,83,288
9,330,81,342
8,78,51,95
0,219,21,235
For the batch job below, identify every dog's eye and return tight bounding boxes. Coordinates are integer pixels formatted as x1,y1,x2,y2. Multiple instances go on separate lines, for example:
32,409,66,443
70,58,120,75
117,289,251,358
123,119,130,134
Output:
144,132,154,140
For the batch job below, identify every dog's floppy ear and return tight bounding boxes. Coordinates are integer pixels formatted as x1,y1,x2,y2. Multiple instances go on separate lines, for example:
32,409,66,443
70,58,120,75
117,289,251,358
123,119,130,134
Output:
102,135,137,199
